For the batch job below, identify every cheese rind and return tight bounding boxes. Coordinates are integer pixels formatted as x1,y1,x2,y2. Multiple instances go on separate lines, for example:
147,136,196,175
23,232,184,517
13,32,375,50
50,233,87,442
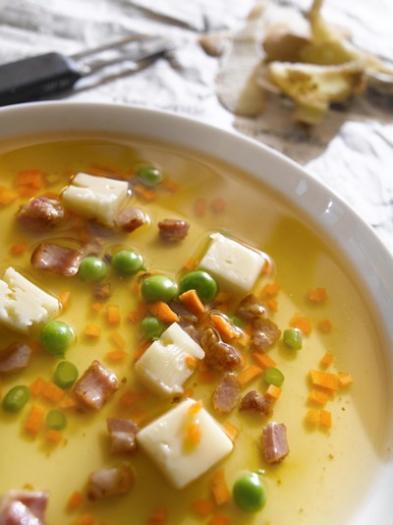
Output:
62,172,129,226
0,267,61,333
137,398,233,488
199,232,265,294
134,323,204,397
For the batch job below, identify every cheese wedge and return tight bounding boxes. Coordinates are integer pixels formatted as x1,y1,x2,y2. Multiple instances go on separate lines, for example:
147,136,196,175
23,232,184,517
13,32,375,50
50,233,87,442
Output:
135,323,204,397
137,398,233,488
200,232,265,294
62,172,129,226
0,267,61,333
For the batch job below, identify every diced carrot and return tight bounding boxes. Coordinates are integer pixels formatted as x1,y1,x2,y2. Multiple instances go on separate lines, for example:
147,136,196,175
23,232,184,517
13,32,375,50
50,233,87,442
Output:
320,351,334,368
10,242,28,256
109,332,126,350
162,177,179,193
320,409,332,429
307,288,328,304
184,421,201,449
183,387,194,398
106,304,121,326
318,319,333,333
187,400,203,417
261,282,280,298
266,298,278,312
237,365,263,387
179,289,205,316
30,377,47,397
222,421,239,441
84,324,101,339
16,170,45,197
208,515,230,525
147,506,168,525
210,197,227,214
133,340,150,362
182,257,197,271
310,370,339,392
67,491,84,511
149,302,179,324
24,405,45,436
308,389,330,406
252,352,277,368
305,408,321,425
0,186,18,205
191,499,215,516
91,302,104,314
118,389,144,408
290,314,312,336
41,381,65,404
46,429,62,445
128,303,148,323
134,184,156,202
105,350,127,363
58,291,71,308
185,355,198,370
194,197,207,217
265,384,282,401
71,514,95,525
59,395,77,410
211,469,231,506
262,258,272,275
210,314,235,342
338,372,353,388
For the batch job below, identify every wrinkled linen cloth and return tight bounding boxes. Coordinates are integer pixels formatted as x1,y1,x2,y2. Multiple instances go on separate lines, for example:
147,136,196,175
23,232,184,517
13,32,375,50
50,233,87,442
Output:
0,0,392,251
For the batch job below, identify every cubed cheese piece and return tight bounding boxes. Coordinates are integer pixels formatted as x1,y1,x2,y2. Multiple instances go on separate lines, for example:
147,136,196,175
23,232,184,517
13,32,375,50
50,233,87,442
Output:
137,398,233,488
62,172,129,226
199,233,265,294
134,323,204,397
0,267,60,333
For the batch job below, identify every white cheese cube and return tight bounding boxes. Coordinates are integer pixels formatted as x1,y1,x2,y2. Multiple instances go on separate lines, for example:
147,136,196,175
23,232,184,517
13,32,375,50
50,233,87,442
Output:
134,323,204,397
0,267,61,333
199,233,265,294
62,172,129,226
137,398,233,488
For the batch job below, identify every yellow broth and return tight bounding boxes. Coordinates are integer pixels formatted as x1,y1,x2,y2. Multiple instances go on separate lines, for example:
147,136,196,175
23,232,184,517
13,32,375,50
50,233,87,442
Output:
0,135,389,525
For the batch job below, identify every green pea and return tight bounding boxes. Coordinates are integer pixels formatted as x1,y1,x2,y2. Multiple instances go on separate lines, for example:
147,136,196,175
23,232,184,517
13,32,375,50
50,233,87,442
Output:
283,328,302,350
78,256,108,282
141,275,178,303
46,409,67,430
179,271,218,302
263,367,284,387
2,385,30,413
112,249,144,276
141,316,166,339
53,361,79,389
136,166,162,187
233,472,266,513
41,321,75,357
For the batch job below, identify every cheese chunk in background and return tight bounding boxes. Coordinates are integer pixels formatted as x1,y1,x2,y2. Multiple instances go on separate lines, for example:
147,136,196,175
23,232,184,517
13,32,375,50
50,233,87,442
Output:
199,232,266,295
0,267,61,333
137,398,233,489
135,323,204,397
62,172,129,226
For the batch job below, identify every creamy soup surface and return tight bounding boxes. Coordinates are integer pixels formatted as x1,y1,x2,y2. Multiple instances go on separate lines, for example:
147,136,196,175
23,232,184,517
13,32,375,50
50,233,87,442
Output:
0,135,389,525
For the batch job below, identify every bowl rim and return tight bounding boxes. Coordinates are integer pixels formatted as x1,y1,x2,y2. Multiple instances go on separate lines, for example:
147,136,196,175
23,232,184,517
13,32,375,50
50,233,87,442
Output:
0,101,392,524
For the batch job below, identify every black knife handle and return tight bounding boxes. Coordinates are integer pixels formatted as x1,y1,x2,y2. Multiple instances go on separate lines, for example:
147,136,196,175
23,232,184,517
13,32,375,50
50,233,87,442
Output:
0,52,83,106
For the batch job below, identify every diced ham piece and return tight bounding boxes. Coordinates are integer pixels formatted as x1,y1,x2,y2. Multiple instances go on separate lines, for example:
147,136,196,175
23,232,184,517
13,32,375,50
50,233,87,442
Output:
212,373,240,414
158,219,190,242
262,422,289,464
0,490,48,525
237,294,266,321
31,243,81,277
93,282,112,301
0,343,32,374
87,466,133,501
73,360,119,410
251,318,281,352
239,390,272,416
17,197,64,231
201,328,241,371
116,207,148,233
107,418,139,454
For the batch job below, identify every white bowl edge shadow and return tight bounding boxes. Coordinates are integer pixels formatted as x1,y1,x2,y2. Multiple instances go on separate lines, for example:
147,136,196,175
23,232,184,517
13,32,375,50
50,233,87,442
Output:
0,101,392,524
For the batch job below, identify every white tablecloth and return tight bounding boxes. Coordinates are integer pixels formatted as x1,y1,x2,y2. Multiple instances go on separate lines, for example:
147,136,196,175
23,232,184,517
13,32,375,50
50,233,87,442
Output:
1,0,392,252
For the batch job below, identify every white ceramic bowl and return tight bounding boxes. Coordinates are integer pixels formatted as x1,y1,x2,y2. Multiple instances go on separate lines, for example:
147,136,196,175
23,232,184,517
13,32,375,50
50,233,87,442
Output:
0,102,392,524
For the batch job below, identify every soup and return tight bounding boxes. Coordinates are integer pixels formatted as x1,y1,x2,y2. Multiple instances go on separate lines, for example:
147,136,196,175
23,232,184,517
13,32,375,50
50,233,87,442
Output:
0,136,388,525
